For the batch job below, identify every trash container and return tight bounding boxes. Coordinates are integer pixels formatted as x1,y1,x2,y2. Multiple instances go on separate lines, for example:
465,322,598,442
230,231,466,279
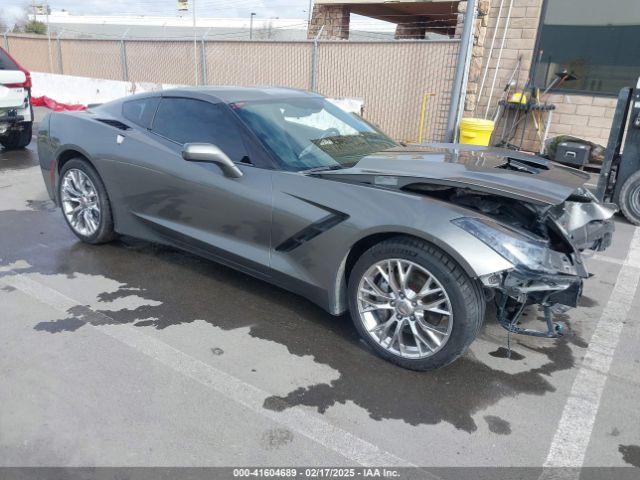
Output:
459,118,495,146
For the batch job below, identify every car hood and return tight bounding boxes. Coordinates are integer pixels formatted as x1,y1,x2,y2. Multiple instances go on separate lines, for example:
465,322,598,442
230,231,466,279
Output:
313,145,590,206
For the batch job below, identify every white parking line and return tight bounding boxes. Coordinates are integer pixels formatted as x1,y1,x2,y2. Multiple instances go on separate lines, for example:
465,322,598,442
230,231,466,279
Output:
0,273,419,469
542,227,640,476
590,254,626,267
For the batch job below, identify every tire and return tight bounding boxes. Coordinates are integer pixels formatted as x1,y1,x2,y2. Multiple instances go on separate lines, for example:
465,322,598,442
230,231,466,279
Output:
347,236,485,371
58,158,116,244
0,122,32,150
618,170,640,226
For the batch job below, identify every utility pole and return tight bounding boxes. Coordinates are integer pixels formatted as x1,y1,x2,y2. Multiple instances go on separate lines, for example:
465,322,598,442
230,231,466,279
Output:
307,0,313,26
249,12,256,40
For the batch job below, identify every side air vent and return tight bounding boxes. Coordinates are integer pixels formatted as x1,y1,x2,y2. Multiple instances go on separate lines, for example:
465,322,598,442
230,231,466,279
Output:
96,118,131,130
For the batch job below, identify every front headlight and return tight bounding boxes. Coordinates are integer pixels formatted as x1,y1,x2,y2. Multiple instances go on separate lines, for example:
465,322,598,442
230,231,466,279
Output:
452,217,577,276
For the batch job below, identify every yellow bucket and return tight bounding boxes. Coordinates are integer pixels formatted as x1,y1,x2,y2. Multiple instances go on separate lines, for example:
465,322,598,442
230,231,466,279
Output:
459,118,495,146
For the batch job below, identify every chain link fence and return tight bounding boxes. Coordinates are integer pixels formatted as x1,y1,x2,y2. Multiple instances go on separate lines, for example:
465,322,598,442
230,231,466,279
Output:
3,32,459,142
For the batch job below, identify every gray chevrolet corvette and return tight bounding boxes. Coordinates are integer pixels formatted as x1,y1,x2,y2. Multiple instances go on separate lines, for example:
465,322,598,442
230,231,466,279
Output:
37,87,616,370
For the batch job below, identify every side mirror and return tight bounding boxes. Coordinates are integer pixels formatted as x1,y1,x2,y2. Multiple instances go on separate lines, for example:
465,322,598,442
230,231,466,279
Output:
181,143,243,178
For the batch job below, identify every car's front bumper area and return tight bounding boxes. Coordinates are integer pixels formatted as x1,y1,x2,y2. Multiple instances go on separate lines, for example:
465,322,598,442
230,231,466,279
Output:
480,207,615,338
501,269,582,307
481,269,583,338
482,268,582,307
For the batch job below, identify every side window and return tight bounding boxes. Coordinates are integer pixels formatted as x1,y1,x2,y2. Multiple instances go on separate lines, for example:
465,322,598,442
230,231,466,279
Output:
122,97,160,129
0,50,18,70
152,98,247,162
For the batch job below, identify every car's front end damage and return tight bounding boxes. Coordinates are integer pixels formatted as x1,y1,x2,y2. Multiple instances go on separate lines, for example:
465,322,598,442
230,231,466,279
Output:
315,145,616,338
451,186,615,337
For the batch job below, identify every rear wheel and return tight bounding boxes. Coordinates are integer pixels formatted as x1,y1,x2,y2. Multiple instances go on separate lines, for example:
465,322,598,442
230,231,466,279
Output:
59,158,116,244
0,122,32,150
618,170,640,226
348,237,485,371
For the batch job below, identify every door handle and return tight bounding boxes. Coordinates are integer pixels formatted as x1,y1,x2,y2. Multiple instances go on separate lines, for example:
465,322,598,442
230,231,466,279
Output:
116,134,125,145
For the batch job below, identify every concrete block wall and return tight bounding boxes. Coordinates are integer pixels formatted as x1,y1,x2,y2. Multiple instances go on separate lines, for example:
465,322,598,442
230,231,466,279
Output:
307,4,350,40
467,0,615,152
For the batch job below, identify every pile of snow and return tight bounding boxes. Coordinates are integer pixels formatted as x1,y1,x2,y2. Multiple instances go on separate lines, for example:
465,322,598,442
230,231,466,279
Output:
30,72,364,115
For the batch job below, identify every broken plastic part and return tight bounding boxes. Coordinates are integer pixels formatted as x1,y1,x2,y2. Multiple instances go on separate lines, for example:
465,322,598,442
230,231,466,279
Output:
551,192,617,252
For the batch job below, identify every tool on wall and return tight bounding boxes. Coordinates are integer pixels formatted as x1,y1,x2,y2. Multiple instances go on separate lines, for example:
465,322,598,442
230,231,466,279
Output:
491,68,577,152
491,55,522,123
542,69,577,97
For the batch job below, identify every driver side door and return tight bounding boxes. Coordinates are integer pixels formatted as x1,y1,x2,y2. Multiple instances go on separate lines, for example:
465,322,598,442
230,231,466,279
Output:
113,96,273,276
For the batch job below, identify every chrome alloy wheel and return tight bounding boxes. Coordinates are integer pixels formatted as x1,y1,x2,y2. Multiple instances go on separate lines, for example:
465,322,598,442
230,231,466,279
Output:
356,259,453,359
60,169,101,237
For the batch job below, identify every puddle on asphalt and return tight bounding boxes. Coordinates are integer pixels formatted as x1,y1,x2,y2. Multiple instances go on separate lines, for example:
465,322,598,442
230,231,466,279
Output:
618,444,640,468
0,147,39,172
483,415,512,435
0,207,583,433
489,347,525,361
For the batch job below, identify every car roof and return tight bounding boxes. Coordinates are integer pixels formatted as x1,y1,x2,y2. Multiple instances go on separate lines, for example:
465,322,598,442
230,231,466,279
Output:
158,86,322,104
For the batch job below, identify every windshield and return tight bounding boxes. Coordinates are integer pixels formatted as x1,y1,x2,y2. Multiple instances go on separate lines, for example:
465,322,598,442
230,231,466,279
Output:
231,98,397,171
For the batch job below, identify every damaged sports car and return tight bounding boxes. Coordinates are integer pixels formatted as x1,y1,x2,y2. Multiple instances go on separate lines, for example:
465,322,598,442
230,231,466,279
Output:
37,87,616,370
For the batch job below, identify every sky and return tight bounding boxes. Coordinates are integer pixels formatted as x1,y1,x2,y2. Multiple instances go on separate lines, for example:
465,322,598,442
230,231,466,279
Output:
0,0,312,25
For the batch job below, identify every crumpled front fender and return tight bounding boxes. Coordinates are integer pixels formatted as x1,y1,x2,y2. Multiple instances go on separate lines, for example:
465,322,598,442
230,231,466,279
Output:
554,199,617,252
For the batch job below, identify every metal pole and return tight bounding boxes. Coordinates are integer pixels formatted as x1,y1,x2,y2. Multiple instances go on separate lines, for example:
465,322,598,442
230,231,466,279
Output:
200,27,211,85
3,30,9,51
475,0,505,111
120,28,130,82
45,1,54,73
307,0,313,26
445,0,476,143
310,25,324,91
484,0,514,119
540,110,552,154
453,4,476,143
249,12,256,40
193,0,198,85
56,32,63,74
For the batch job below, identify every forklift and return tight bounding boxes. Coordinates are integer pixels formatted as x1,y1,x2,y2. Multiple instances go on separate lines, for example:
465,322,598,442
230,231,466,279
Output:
595,78,640,224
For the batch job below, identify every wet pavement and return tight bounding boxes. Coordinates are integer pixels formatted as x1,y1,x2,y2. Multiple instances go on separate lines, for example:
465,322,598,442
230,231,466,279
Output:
1,117,639,470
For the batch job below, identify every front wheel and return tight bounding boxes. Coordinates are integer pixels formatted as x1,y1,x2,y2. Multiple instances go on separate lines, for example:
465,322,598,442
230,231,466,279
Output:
347,237,485,371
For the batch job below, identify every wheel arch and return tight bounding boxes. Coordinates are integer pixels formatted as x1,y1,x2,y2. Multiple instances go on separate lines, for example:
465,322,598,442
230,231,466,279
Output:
330,229,480,315
57,146,94,172
53,146,96,203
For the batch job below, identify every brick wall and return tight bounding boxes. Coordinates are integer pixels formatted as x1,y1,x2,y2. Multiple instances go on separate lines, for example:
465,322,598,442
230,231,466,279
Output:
467,0,615,152
307,4,350,40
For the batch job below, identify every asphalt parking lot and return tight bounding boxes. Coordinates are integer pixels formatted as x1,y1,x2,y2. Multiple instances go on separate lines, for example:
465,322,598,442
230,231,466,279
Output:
1,110,639,473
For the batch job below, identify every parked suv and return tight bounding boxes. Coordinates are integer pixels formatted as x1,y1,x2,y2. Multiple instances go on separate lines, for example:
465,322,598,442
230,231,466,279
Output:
0,47,32,149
